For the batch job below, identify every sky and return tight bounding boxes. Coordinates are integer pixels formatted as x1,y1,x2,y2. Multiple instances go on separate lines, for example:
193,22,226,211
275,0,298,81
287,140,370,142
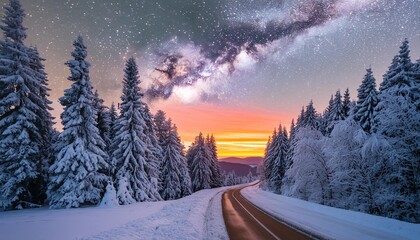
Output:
1,0,419,157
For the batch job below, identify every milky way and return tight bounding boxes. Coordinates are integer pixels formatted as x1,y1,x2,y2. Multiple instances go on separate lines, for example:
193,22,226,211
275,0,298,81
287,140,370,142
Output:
4,0,419,111
144,0,384,103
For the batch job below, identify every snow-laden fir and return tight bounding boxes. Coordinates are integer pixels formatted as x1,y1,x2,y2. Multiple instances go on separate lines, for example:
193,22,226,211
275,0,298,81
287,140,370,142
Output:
48,36,109,209
0,0,54,210
111,57,161,204
154,110,192,200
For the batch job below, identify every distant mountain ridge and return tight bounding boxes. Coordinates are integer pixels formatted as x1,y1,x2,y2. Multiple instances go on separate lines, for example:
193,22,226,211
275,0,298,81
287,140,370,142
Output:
219,156,263,166
219,162,258,177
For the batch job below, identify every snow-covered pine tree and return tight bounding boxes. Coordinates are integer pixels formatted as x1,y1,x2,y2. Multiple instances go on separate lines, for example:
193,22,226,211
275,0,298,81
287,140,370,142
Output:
154,110,170,145
206,134,222,188
224,171,236,186
106,102,118,177
262,128,277,186
268,125,289,193
160,121,191,200
153,110,170,192
373,39,420,223
283,110,314,194
159,119,181,200
246,170,254,183
140,104,163,192
379,55,399,92
48,36,109,209
111,57,161,204
278,128,290,192
174,125,192,197
0,0,49,209
93,91,111,150
320,95,334,135
92,91,113,178
285,119,296,170
302,100,318,129
109,102,118,134
108,102,118,149
296,106,305,129
261,136,271,184
327,90,345,133
342,88,351,118
353,68,379,133
187,133,213,192
27,47,54,191
99,182,119,207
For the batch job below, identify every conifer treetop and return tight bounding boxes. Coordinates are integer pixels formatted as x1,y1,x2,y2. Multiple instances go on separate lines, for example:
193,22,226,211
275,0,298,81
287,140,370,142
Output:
1,0,26,43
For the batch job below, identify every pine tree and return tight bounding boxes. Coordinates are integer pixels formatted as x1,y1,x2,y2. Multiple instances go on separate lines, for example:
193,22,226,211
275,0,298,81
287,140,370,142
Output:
263,128,277,185
0,0,48,209
108,102,118,148
380,56,399,92
154,110,170,145
327,90,345,133
224,171,237,186
160,122,191,200
92,91,112,178
141,104,163,192
111,57,161,204
153,110,170,192
342,88,351,118
354,68,379,133
320,95,334,135
107,102,118,177
27,47,54,200
175,125,192,197
331,90,345,121
285,120,296,169
206,134,222,188
270,127,289,193
187,133,212,192
48,36,109,209
303,100,318,129
93,91,111,149
296,106,305,129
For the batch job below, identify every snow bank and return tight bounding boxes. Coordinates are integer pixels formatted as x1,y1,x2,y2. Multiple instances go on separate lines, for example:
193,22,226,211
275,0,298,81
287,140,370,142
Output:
0,187,230,240
0,201,168,240
204,189,229,240
241,184,420,240
87,187,229,240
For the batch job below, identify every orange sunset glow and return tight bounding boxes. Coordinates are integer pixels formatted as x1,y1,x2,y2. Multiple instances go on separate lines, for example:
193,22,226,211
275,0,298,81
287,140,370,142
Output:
152,102,292,157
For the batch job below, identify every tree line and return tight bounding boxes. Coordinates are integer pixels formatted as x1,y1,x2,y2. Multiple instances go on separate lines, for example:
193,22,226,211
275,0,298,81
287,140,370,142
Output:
263,39,419,223
0,0,224,210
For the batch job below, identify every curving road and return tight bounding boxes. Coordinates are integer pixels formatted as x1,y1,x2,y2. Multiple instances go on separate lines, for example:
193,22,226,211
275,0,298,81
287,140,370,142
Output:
222,184,315,240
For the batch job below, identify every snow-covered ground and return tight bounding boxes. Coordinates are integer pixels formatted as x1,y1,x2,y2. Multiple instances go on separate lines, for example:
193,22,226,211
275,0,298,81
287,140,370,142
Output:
242,184,420,240
0,187,230,240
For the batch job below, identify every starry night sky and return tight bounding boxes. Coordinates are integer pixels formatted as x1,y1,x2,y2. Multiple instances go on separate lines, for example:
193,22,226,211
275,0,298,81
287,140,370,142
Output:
1,0,419,156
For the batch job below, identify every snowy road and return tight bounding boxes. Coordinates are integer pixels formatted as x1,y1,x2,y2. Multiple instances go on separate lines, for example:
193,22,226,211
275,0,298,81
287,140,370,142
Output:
222,183,314,240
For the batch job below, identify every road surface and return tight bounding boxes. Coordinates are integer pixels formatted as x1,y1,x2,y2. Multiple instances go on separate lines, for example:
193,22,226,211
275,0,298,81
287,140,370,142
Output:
222,184,315,240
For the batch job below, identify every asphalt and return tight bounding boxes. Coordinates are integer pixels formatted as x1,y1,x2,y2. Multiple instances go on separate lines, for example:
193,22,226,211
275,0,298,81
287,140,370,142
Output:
222,184,315,240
